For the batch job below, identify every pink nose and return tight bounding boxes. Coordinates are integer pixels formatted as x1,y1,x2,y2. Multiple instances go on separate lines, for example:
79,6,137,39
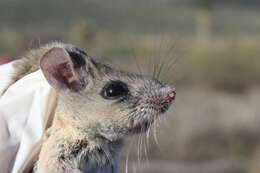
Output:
163,87,176,103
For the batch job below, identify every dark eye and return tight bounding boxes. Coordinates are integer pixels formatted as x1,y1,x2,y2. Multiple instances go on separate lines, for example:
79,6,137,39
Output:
101,81,129,99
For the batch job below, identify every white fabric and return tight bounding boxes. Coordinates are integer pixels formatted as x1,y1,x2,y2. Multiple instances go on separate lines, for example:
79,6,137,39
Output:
0,61,17,95
0,62,56,173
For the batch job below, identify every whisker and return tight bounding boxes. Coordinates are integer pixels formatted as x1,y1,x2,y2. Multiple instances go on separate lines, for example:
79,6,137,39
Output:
144,128,149,164
153,120,161,149
130,47,143,75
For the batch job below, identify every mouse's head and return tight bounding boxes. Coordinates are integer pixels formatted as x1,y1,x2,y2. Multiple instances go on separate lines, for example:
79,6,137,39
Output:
40,45,176,141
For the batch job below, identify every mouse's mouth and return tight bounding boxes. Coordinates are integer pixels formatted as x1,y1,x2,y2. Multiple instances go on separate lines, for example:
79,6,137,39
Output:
130,89,175,133
153,101,173,114
130,120,153,133
129,103,174,134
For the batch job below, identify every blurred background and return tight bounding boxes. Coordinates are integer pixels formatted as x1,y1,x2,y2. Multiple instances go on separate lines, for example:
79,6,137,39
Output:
1,0,260,172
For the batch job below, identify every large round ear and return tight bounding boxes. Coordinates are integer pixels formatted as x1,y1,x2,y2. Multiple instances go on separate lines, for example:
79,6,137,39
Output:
40,47,87,92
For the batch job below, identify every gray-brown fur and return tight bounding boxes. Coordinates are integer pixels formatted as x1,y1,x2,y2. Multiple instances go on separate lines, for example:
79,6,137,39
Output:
5,42,176,173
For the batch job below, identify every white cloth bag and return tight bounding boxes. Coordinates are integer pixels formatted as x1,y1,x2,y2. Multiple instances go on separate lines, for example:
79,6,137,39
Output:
0,62,57,173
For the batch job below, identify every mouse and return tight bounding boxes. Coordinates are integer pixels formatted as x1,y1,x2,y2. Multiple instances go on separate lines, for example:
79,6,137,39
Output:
5,42,176,173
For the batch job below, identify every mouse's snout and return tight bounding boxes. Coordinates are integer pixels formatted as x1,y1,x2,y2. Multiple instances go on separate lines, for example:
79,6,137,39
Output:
161,86,176,104
139,85,176,114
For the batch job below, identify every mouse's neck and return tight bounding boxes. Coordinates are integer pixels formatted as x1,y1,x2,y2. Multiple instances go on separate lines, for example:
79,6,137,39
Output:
55,131,122,173
39,113,123,173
